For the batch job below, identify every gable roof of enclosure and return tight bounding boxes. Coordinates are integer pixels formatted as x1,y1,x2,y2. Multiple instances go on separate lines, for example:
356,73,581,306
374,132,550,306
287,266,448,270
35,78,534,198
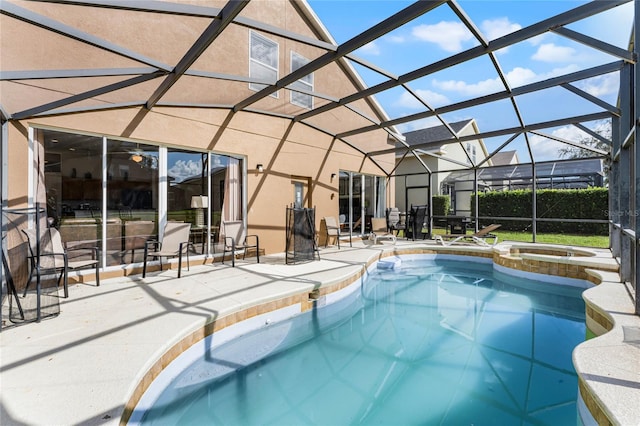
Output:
0,0,634,177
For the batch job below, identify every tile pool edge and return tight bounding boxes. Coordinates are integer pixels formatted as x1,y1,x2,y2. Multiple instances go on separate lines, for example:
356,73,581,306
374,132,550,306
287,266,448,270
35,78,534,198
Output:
121,245,634,426
120,256,375,424
494,243,639,425
574,270,640,426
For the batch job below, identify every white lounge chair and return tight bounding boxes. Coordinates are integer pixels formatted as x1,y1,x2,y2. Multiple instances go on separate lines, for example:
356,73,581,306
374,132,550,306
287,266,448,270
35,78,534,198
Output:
435,224,501,247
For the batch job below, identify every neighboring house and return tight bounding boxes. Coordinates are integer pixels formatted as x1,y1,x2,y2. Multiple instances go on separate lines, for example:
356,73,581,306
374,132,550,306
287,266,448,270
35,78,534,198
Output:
491,150,520,166
394,119,491,215
1,1,396,275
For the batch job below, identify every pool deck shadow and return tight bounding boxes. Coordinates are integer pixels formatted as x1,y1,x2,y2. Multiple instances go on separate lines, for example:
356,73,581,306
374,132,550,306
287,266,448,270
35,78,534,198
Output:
0,238,638,425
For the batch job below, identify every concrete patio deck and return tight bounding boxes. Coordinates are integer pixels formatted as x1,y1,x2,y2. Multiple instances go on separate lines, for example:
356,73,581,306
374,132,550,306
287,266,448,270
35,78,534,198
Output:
1,239,638,425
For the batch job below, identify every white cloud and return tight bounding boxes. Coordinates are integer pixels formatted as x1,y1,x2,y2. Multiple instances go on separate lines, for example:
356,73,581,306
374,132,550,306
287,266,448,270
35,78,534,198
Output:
575,73,619,97
528,34,547,47
551,125,590,141
412,21,473,52
532,43,578,62
433,76,503,97
528,133,564,161
529,126,590,161
510,64,580,86
502,67,539,87
398,117,442,133
169,159,202,183
385,34,405,44
393,89,450,109
359,41,380,56
432,64,580,97
481,17,521,41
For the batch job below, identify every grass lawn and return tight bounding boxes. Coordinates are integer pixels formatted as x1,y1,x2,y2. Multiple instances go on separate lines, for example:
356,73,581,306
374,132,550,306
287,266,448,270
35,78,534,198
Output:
429,227,609,248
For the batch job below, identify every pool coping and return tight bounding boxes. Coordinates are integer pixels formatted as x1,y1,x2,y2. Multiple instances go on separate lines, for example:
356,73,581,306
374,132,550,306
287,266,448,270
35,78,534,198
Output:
122,242,636,426
0,240,637,426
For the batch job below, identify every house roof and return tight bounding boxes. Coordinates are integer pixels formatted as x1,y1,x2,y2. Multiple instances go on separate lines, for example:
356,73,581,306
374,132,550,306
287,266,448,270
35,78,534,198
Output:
491,150,520,166
403,119,474,149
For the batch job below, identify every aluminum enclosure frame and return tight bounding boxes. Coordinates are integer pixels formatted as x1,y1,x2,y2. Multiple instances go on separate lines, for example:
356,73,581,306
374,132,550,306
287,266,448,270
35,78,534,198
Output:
0,0,638,311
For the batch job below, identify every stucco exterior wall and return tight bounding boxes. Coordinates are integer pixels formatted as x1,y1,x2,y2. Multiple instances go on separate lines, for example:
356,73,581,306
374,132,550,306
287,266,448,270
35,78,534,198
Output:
2,0,395,257
9,108,391,256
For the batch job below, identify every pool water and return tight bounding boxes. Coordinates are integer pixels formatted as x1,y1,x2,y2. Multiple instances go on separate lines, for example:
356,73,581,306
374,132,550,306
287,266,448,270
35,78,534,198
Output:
139,259,586,425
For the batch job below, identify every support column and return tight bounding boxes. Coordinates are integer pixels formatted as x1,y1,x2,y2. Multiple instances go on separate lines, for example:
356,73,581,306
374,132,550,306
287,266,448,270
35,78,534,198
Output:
620,63,632,282
0,120,5,319
473,168,478,232
531,162,537,243
633,2,640,314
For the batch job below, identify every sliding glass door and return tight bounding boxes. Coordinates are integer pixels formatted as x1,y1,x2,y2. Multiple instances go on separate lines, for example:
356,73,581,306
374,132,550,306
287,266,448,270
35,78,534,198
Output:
106,140,159,265
38,128,245,266
42,130,106,264
210,155,243,253
338,171,386,236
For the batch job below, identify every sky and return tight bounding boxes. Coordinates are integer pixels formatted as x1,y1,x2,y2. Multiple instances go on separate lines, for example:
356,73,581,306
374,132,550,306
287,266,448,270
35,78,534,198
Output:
306,0,634,163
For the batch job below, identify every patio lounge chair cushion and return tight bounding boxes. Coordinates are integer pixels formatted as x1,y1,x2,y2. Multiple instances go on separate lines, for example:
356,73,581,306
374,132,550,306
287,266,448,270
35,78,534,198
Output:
435,224,501,247
142,222,192,278
222,220,259,267
370,217,396,245
22,227,100,298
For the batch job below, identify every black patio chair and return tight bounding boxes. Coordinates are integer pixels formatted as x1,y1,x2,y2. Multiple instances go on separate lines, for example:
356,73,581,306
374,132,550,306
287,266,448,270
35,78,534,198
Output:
22,227,100,298
407,205,428,241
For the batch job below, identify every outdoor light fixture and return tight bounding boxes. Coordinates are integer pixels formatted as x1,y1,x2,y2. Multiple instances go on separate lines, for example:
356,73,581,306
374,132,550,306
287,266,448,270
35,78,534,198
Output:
130,144,144,163
331,173,337,180
257,164,264,173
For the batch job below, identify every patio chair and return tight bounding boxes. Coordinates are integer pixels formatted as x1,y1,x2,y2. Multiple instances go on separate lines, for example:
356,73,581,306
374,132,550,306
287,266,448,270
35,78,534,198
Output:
338,214,347,230
123,220,156,263
386,207,406,236
435,224,502,247
407,205,428,240
370,217,396,245
222,220,259,267
142,222,192,278
3,245,25,320
323,216,342,249
22,227,100,298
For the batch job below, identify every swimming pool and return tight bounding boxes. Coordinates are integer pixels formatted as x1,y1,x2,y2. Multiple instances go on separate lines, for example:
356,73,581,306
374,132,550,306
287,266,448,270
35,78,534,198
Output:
132,257,587,425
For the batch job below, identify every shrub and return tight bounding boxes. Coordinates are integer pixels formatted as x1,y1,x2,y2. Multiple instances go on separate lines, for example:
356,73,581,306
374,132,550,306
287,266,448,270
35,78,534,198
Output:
432,195,450,216
473,188,608,235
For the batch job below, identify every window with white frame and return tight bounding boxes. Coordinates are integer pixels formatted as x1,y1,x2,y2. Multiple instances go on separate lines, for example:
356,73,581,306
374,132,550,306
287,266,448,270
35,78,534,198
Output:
249,31,278,97
466,142,476,165
290,52,313,109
